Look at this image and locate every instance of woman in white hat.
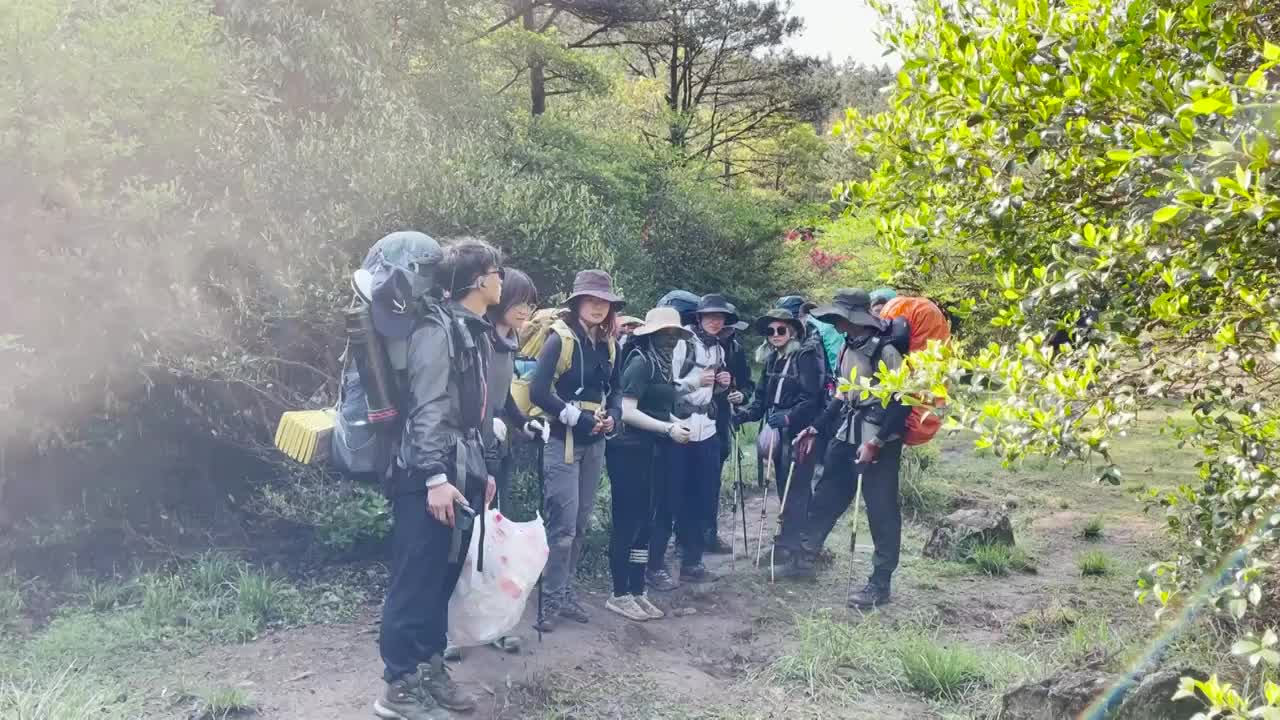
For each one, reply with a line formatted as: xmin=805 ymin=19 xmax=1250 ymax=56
xmin=603 ymin=307 xmax=693 ymax=621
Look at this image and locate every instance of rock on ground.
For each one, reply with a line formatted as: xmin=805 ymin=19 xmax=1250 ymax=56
xmin=999 ymin=670 xmax=1115 ymax=720
xmin=1113 ymin=668 xmax=1207 ymax=720
xmin=923 ymin=507 xmax=1015 ymax=559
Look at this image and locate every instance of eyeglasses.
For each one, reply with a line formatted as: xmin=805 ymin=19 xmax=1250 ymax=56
xmin=764 ymin=326 xmax=791 ymax=337
xmin=485 ymin=267 xmax=506 ymax=280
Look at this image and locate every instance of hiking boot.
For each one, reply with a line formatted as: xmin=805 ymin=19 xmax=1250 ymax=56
xmin=774 ymin=554 xmax=816 ymax=581
xmin=646 ymin=567 xmax=680 ymax=592
xmin=490 ymin=635 xmax=522 ymax=654
xmin=422 ymin=655 xmax=476 ymax=712
xmin=605 ymin=594 xmax=649 ymax=622
xmin=374 ymin=676 xmax=448 ymax=720
xmin=847 ymin=582 xmax=891 ymax=610
xmin=633 ymin=593 xmax=665 ymax=619
xmin=558 ymin=591 xmax=590 ymax=623
xmin=534 ymin=593 xmax=561 ymax=633
xmin=680 ymin=563 xmax=718 ymax=584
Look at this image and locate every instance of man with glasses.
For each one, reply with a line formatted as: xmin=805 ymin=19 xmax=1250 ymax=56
xmin=375 ymin=239 xmax=503 ymax=720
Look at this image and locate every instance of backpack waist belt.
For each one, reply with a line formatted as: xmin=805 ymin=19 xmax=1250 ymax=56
xmin=562 ymin=400 xmax=603 ymax=464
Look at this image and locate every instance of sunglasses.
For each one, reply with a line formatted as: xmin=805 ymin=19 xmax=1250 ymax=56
xmin=764 ymin=326 xmax=792 ymax=337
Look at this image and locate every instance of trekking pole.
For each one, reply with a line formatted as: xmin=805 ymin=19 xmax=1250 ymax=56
xmin=845 ymin=470 xmax=866 ymax=602
xmin=753 ymin=433 xmax=778 ymax=567
xmin=734 ymin=428 xmax=749 ymax=558
xmin=535 ymin=438 xmax=546 ymax=642
xmin=769 ymin=458 xmax=799 ymax=583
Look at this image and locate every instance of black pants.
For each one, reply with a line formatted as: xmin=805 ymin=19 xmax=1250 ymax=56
xmin=606 ymin=442 xmax=657 ymax=595
xmin=770 ymin=429 xmax=817 ymax=551
xmin=805 ymin=439 xmax=904 ymax=588
xmin=650 ymin=436 xmax=719 ymax=569
xmin=379 ymin=472 xmax=477 ymax=683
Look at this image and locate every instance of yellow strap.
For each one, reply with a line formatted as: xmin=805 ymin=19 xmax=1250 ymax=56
xmin=563 ymin=401 xmax=603 ymax=464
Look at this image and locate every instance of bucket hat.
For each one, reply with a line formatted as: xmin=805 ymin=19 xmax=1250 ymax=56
xmin=753 ymin=308 xmax=805 ymax=338
xmin=632 ymin=307 xmax=693 ymax=338
xmin=696 ymin=293 xmax=739 ymax=325
xmin=811 ymin=289 xmax=883 ymax=331
xmin=567 ymin=269 xmax=625 ymax=307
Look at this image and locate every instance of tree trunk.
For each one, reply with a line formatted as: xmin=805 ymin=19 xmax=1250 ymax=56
xmin=522 ymin=1 xmax=545 ymax=116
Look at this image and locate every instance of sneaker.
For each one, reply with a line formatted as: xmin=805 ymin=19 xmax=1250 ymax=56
xmin=558 ymin=591 xmax=590 ymax=623
xmin=848 ymin=582 xmax=891 ymax=610
xmin=421 ymin=655 xmax=476 ymax=712
xmin=680 ymin=563 xmax=718 ymax=584
xmin=373 ymin=676 xmax=448 ymax=720
xmin=633 ymin=594 xmax=665 ymax=619
xmin=646 ymin=567 xmax=680 ymax=592
xmin=605 ymin=594 xmax=649 ymax=622
xmin=490 ymin=635 xmax=522 ymax=653
xmin=442 ymin=642 xmax=462 ymax=662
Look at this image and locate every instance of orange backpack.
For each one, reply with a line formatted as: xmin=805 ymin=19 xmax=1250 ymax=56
xmin=877 ymin=297 xmax=951 ymax=445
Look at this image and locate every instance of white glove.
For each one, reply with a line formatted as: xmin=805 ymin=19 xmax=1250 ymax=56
xmin=558 ymin=404 xmax=583 ymax=427
xmin=525 ymin=418 xmax=550 ymax=442
xmin=493 ymin=418 xmax=508 ymax=444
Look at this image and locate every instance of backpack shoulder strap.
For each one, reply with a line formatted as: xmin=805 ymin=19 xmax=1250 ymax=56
xmin=549 ymin=319 xmax=576 ymax=377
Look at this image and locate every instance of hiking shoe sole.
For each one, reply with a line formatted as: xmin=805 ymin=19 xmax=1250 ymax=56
xmin=373 ymin=700 xmax=449 ymax=720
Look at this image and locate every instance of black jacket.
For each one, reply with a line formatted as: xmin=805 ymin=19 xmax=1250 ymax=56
xmin=740 ymin=341 xmax=823 ymax=431
xmin=529 ymin=320 xmax=622 ymax=445
xmin=395 ymin=302 xmax=498 ymax=495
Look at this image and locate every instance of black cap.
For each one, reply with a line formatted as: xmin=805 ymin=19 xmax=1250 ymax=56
xmin=811 ymin=289 xmax=882 ymax=331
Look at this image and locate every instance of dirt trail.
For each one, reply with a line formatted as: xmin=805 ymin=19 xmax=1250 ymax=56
xmin=149 ymin=495 xmax=934 ymax=720
xmin=147 ymin=473 xmax=1162 ymax=720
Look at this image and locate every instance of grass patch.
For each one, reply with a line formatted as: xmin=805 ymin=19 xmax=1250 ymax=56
xmin=1079 ymin=550 xmax=1113 ymax=577
xmin=0 ymin=666 xmax=135 ymax=720
xmin=195 ymin=686 xmax=255 ymax=719
xmin=1081 ymin=516 xmax=1105 ymax=540
xmin=769 ymin=611 xmax=1033 ymax=707
xmin=1060 ymin=616 xmax=1129 ymax=667
xmin=897 ymin=636 xmax=988 ymax=699
xmin=962 ymin=542 xmax=1035 ymax=576
xmin=1013 ymin=601 xmax=1080 ymax=636
xmin=0 ymin=574 xmax=23 ymax=631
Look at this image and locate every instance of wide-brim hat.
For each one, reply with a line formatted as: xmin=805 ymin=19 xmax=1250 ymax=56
xmin=633 ymin=307 xmax=693 ymax=338
xmin=618 ymin=315 xmax=644 ymax=328
xmin=753 ymin=308 xmax=805 ymax=338
xmin=566 ymin=269 xmax=625 ymax=307
xmin=696 ymin=293 xmax=739 ymax=325
xmin=812 ymin=288 xmax=882 ymax=331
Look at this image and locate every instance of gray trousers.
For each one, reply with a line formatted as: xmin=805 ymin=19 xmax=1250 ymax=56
xmin=542 ymin=434 xmax=606 ymax=598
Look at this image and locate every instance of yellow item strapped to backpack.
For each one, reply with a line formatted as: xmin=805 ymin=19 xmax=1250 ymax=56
xmin=510 ymin=315 xmax=617 ymax=418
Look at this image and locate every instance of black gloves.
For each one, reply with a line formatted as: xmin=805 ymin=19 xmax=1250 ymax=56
xmin=766 ymin=410 xmax=789 ymax=429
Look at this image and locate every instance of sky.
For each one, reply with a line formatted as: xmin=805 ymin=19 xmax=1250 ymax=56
xmin=785 ymin=0 xmax=896 ymax=68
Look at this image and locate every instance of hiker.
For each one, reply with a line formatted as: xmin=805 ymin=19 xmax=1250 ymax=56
xmin=617 ymin=315 xmax=644 ymax=338
xmin=797 ymin=289 xmax=909 ymax=609
xmin=869 ymin=287 xmax=897 ymax=317
xmin=648 ymin=294 xmax=733 ymax=589
xmin=775 ymin=295 xmax=842 ymax=390
xmin=604 ymin=307 xmax=693 ymax=621
xmin=478 ymin=267 xmax=542 ymax=657
xmin=376 ymin=239 xmax=504 ymax=720
xmin=529 ymin=270 xmax=624 ymax=630
xmin=734 ymin=308 xmax=824 ymax=575
xmin=706 ymin=308 xmax=751 ymax=554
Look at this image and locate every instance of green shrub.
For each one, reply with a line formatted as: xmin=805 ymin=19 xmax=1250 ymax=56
xmin=256 ymin=475 xmax=389 ymax=552
xmin=0 ymin=575 xmax=22 ymax=631
xmin=139 ymin=574 xmax=187 ymax=628
xmin=963 ymin=542 xmax=1034 ymax=576
xmin=232 ymin=567 xmax=295 ymax=626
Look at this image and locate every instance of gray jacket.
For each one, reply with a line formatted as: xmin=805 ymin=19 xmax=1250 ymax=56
xmin=396 ymin=301 xmax=498 ymax=496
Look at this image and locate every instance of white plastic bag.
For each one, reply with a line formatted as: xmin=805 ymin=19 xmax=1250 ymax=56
xmin=447 ymin=508 xmax=549 ymax=647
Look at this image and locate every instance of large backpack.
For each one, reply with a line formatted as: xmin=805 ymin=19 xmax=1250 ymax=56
xmin=657 ymin=290 xmax=701 ymax=327
xmin=509 ymin=314 xmax=617 ymax=418
xmin=331 ymin=232 xmax=443 ymax=475
xmin=870 ymin=296 xmax=952 ymax=445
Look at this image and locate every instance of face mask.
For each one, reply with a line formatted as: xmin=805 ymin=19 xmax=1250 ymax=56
xmin=650 ymin=333 xmax=680 ymax=356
